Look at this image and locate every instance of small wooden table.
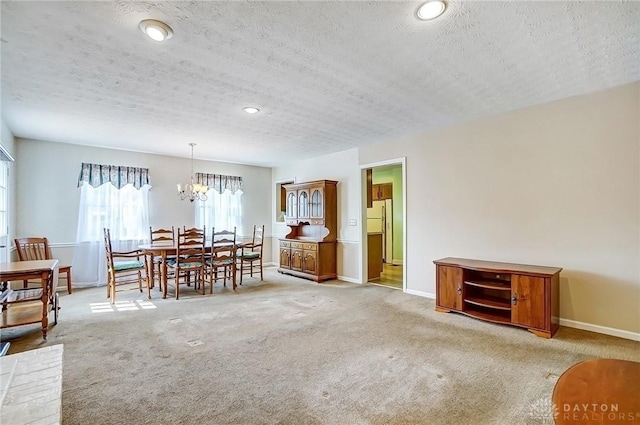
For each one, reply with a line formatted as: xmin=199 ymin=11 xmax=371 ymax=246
xmin=0 ymin=260 xmax=59 ymax=340
xmin=552 ymin=358 xmax=640 ymax=424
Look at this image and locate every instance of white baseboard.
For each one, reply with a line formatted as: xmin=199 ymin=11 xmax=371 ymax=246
xmin=405 ymin=289 xmax=435 ymax=299
xmin=559 ymin=318 xmax=640 ymax=341
xmin=338 ymin=275 xmax=361 ymax=284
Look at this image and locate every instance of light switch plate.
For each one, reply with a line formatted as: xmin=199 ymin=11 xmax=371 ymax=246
xmin=349 ymin=219 xmax=357 ymax=226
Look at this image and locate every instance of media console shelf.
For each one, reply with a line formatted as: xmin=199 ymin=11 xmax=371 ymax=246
xmin=433 ymin=257 xmax=562 ymax=338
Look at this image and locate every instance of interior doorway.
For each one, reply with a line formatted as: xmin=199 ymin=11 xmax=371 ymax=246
xmin=362 ymin=160 xmax=405 ymax=291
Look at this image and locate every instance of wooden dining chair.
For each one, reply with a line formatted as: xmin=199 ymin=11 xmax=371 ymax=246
xmin=14 ymin=237 xmax=73 ymax=294
xmin=166 ymin=227 xmax=206 ymax=299
xmin=148 ymin=226 xmax=175 ymax=289
xmin=237 ymin=225 xmax=264 ymax=284
xmin=208 ymin=227 xmax=237 ymax=292
xmin=103 ymin=228 xmax=151 ymax=304
xmin=182 ymin=226 xmax=207 ymax=241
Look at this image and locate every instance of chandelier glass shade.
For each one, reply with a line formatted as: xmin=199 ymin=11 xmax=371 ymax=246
xmin=177 ymin=143 xmax=208 ymax=202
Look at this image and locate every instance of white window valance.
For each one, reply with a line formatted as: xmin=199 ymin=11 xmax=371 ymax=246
xmin=77 ymin=163 xmax=151 ymax=189
xmin=195 ymin=173 xmax=243 ymax=194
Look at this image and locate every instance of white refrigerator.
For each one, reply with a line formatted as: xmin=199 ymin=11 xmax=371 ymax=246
xmin=366 ymin=199 xmax=393 ymax=263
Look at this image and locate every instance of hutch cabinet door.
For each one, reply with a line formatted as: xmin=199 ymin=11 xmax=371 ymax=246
xmin=279 ymin=247 xmax=291 ymax=269
xmin=436 ymin=265 xmax=463 ymax=311
xmin=302 ymin=250 xmax=318 ymax=275
xmin=285 ymin=190 xmax=297 ymax=221
xmin=298 ymin=189 xmax=310 ymax=219
xmin=291 ymin=249 xmax=303 ymax=271
xmin=309 ymin=186 xmax=324 ymax=219
xmin=511 ymin=275 xmax=546 ymax=330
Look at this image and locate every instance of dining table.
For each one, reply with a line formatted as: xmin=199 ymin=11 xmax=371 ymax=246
xmin=138 ymin=241 xmax=248 ymax=298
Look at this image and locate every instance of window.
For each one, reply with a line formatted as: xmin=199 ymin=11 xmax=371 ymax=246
xmin=195 ymin=188 xmax=243 ymax=237
xmin=194 ymin=173 xmax=243 ymax=237
xmin=76 ymin=183 xmax=150 ymax=242
xmin=72 ymin=163 xmax=151 ymax=287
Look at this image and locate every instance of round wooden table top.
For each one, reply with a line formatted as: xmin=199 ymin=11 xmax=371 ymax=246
xmin=552 ymin=358 xmax=640 ymax=425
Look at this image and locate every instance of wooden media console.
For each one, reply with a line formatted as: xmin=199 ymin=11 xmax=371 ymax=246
xmin=433 ymin=257 xmax=561 ymax=338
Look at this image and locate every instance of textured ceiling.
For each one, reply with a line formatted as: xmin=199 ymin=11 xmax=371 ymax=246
xmin=1 ymin=1 xmax=639 ymax=167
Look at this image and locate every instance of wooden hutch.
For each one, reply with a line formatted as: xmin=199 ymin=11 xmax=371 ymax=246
xmin=278 ymin=180 xmax=338 ymax=282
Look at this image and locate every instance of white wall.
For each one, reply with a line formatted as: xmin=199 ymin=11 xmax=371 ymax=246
xmin=359 ymin=81 xmax=640 ymax=335
xmin=15 ymin=139 xmax=273 ymax=266
xmin=273 ymin=148 xmax=362 ymax=281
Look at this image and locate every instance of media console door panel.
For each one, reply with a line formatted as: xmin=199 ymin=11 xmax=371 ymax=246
xmin=511 ymin=274 xmax=547 ymax=330
xmin=436 ymin=265 xmax=463 ymax=311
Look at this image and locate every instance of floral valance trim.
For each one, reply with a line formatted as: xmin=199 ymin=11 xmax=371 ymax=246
xmin=77 ymin=163 xmax=151 ymax=189
xmin=195 ymin=173 xmax=243 ymax=194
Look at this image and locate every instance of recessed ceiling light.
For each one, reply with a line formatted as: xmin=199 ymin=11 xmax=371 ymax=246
xmin=242 ymin=107 xmax=260 ymax=114
xmin=416 ymin=1 xmax=447 ymax=20
xmin=139 ymin=19 xmax=173 ymax=42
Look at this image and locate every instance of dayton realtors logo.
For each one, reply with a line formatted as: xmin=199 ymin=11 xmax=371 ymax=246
xmin=560 ymin=403 xmax=639 ymax=422
xmin=528 ymin=398 xmax=640 ymax=423
xmin=528 ymin=397 xmax=560 ymax=424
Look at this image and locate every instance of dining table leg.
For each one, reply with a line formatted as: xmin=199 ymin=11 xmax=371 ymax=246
xmin=161 ymin=250 xmax=168 ymax=299
xmin=147 ymin=253 xmax=155 ymax=289
xmin=232 ymin=246 xmax=237 ymax=290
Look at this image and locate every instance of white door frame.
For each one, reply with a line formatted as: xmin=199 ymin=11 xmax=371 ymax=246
xmin=360 ymin=157 xmax=406 ymax=291
xmin=0 ymin=159 xmax=10 ymax=263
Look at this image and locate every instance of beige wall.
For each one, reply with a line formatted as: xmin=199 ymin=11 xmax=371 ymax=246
xmin=14 ymin=139 xmax=273 ymax=265
xmin=273 ymin=148 xmax=362 ymax=281
xmin=360 ymin=82 xmax=640 ymax=335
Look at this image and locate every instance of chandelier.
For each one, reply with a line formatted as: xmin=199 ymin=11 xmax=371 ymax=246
xmin=177 ymin=143 xmax=208 ymax=202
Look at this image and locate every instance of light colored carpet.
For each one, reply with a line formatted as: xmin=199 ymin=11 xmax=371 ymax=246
xmin=3 ymin=268 xmax=639 ymax=425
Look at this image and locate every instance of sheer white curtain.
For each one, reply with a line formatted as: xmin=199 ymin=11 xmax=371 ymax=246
xmin=195 ymin=189 xmax=243 ymax=238
xmin=72 ymin=183 xmax=150 ymax=287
